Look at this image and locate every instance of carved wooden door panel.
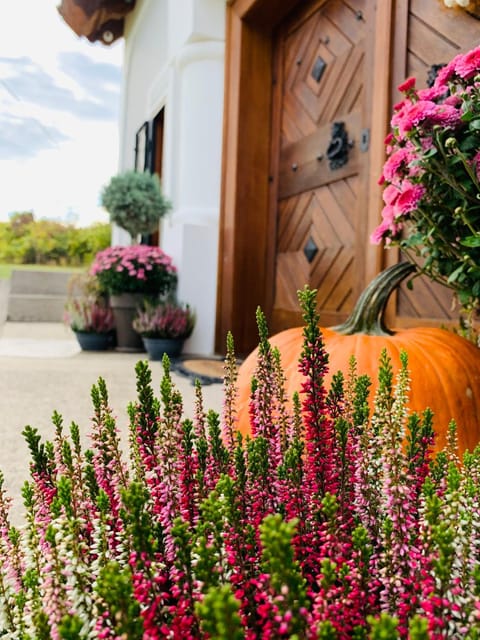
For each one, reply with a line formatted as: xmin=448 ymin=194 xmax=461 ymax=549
xmin=270 ymin=0 xmax=372 ymax=333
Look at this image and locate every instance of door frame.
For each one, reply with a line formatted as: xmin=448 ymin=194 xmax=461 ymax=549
xmin=216 ymin=0 xmax=393 ymax=355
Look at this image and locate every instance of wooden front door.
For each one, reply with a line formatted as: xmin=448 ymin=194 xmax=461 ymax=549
xmin=218 ymin=0 xmax=473 ymax=355
xmin=270 ymin=0 xmax=372 ymax=333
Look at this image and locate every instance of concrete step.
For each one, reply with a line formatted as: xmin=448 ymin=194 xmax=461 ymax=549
xmin=0 ymin=280 xmax=10 ymax=324
xmin=9 ymin=270 xmax=73 ymax=295
xmin=7 ymin=294 xmax=67 ymax=323
xmin=6 ymin=269 xmax=75 ymax=322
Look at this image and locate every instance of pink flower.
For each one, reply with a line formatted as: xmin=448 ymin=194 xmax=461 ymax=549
xmin=397 ymin=76 xmax=416 ymax=93
xmin=430 ymin=103 xmax=462 ymax=128
xmin=417 ymin=84 xmax=449 ymax=101
xmin=435 ymin=57 xmax=459 ymax=85
xmin=90 ymin=244 xmax=177 ymax=295
xmin=454 ymin=46 xmax=480 ymax=79
xmin=393 ymin=99 xmax=408 ymax=112
xmin=383 ymin=184 xmax=400 ymax=206
xmin=370 ymin=218 xmax=399 ymax=244
xmin=395 ymin=182 xmax=426 ymax=214
xmin=381 ymin=204 xmax=396 ymax=224
xmin=395 ymin=100 xmax=438 ymax=135
xmin=442 ymin=94 xmax=462 ymax=107
xmin=382 ymin=148 xmax=413 ymax=181
xmin=472 ymin=151 xmax=480 ymax=181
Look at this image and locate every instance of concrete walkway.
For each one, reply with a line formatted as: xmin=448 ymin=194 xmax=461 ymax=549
xmin=0 ymin=322 xmax=224 ymax=526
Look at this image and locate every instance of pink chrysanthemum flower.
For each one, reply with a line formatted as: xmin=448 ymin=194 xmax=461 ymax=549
xmin=395 ymin=100 xmax=439 ymax=135
xmin=434 ymin=56 xmax=460 ymax=86
xmin=454 ymin=45 xmax=480 ymax=79
xmin=395 ymin=181 xmax=426 ymax=215
xmin=382 ymin=148 xmax=413 ymax=181
xmin=472 ymin=151 xmax=480 ymax=182
xmin=397 ymin=76 xmax=416 ymax=93
xmin=382 ymin=184 xmax=400 ymax=206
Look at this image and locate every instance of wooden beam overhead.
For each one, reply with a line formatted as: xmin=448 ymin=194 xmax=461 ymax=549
xmin=57 ymin=0 xmax=135 ymax=45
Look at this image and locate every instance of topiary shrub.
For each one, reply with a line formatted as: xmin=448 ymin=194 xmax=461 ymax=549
xmin=0 ymin=288 xmax=479 ymax=638
xmin=100 ymin=170 xmax=171 ymax=240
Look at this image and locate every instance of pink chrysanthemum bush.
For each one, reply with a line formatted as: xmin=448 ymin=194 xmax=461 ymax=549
xmin=90 ymin=245 xmax=177 ymax=297
xmin=371 ymin=44 xmax=480 ymax=310
xmin=1 ymin=288 xmax=480 ymax=639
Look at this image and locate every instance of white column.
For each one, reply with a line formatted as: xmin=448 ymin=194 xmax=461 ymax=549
xmin=161 ymin=40 xmax=224 ymax=355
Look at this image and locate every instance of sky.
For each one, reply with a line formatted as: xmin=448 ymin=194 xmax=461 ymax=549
xmin=0 ymin=0 xmax=123 ymax=227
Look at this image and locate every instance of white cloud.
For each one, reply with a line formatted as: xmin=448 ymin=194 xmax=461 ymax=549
xmin=0 ymin=0 xmax=124 ymax=227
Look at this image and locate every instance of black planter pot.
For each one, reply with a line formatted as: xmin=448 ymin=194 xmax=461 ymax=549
xmin=74 ymin=330 xmax=116 ymax=351
xmin=142 ymin=337 xmax=185 ymax=360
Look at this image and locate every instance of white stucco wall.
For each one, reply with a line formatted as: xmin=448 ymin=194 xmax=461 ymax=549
xmin=114 ymin=0 xmax=226 ymax=355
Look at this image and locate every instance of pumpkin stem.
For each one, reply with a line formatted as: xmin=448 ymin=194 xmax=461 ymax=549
xmin=332 ymin=262 xmax=417 ymax=336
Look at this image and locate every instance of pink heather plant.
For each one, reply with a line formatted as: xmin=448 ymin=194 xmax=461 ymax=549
xmin=371 ymin=44 xmax=480 ymax=310
xmin=0 ymin=288 xmax=479 ymax=638
xmin=132 ymin=300 xmax=195 ymax=339
xmin=90 ymin=245 xmax=177 ymax=297
xmin=63 ymin=297 xmax=115 ymax=334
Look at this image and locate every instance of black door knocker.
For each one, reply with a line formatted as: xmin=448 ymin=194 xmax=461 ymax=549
xmin=326 ymin=121 xmax=350 ymax=170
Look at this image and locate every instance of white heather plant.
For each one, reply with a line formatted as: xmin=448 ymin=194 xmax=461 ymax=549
xmin=0 ymin=289 xmax=478 ymax=639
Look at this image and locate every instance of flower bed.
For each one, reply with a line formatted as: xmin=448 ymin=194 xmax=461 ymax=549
xmin=0 ymin=289 xmax=478 ymax=638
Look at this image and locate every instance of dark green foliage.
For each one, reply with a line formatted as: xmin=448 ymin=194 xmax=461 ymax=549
xmin=21 ymin=426 xmax=52 ymax=477
xmin=260 ymin=514 xmax=308 ymax=636
xmin=58 ymin=614 xmax=84 ymax=640
xmin=367 ymin=614 xmax=399 ymax=639
xmin=95 ymin=562 xmax=144 ymax=640
xmin=195 ymin=585 xmax=244 ymax=640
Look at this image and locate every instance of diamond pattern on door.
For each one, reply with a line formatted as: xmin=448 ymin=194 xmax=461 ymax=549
xmin=271 ymin=0 xmax=369 ymax=332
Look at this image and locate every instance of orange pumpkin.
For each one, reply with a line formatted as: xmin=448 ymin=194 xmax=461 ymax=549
xmin=236 ymin=263 xmax=480 ymax=455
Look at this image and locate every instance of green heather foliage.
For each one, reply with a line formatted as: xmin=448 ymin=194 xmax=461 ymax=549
xmin=0 ymin=212 xmax=110 ymax=266
xmin=0 ymin=288 xmax=479 ymax=638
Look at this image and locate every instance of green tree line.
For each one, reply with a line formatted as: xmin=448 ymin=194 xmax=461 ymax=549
xmin=0 ymin=212 xmax=111 ymax=266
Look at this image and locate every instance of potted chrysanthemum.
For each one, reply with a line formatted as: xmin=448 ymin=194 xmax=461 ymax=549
xmin=371 ymin=44 xmax=480 ymax=317
xmin=90 ymin=245 xmax=178 ymax=351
